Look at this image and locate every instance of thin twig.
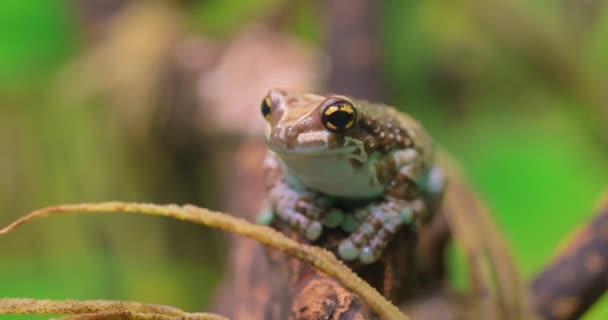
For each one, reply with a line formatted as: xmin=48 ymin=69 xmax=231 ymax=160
xmin=0 ymin=298 xmax=226 ymax=320
xmin=0 ymin=202 xmax=407 ymax=320
xmin=531 ymin=192 xmax=608 ymax=320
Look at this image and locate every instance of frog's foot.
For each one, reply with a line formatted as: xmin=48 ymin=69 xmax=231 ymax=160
xmin=274 ymin=193 xmax=331 ymax=241
xmin=276 ymin=207 xmax=324 ymax=241
xmin=337 ymin=198 xmax=426 ymax=264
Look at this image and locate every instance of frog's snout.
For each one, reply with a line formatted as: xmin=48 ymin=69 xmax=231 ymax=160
xmin=268 ymin=88 xmax=288 ymax=101
xmin=268 ymin=124 xmax=306 ymax=149
xmin=285 ymin=125 xmax=300 ymax=139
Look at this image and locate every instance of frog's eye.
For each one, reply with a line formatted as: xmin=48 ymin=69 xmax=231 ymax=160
xmin=261 ymin=96 xmax=272 ymax=119
xmin=321 ymin=100 xmax=357 ymax=133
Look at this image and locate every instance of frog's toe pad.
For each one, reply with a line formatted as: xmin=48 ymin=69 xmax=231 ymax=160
xmin=256 ymin=209 xmax=274 ymax=225
xmin=305 ymin=221 xmax=323 ymax=241
xmin=322 ymin=209 xmax=344 ymax=228
xmin=338 ymin=240 xmax=360 ymax=261
xmin=359 ymin=246 xmax=378 ymax=264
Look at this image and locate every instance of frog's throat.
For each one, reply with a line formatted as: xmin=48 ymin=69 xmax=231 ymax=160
xmin=274 ymin=137 xmax=384 ymax=199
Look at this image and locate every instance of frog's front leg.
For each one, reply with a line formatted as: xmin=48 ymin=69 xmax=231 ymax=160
xmin=262 ymin=152 xmax=329 ymax=241
xmin=338 ymin=149 xmax=429 ymax=263
xmin=268 ymin=181 xmax=328 ymax=241
xmin=338 ymin=197 xmax=426 ymax=263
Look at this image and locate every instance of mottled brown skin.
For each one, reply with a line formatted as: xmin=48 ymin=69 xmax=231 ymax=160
xmin=532 ymin=195 xmax=608 ymax=320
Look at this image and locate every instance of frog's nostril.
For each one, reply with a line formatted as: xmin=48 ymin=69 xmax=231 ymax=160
xmin=271 ymin=130 xmax=289 ymax=147
xmin=286 ymin=126 xmax=298 ymax=139
xmin=268 ymin=88 xmax=287 ymax=101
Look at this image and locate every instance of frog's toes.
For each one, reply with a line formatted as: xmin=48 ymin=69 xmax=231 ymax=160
xmin=256 ymin=208 xmax=274 ymax=225
xmin=338 ymin=239 xmax=360 ymax=261
xmin=322 ymin=208 xmax=344 ymax=228
xmin=398 ymin=207 xmax=415 ymax=226
xmin=426 ymin=165 xmax=445 ymax=195
xmin=338 ymin=240 xmax=380 ymax=264
xmin=315 ymin=195 xmax=335 ymax=208
xmin=305 ymin=221 xmax=323 ymax=241
xmin=340 ymin=214 xmax=360 ymax=233
xmin=359 ymin=246 xmax=378 ymax=264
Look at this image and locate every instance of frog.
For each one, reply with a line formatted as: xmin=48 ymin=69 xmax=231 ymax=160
xmin=258 ymin=88 xmax=445 ymax=264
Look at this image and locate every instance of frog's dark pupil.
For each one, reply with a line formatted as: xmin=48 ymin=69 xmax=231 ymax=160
xmin=261 ymin=99 xmax=271 ymax=117
xmin=328 ymin=110 xmax=352 ymax=128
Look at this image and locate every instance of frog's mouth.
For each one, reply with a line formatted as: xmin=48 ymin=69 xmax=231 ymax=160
xmin=269 ymin=144 xmax=358 ymax=157
xmin=269 ymin=136 xmax=368 ymax=164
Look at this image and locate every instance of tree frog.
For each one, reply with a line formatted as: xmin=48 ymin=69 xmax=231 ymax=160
xmin=259 ymin=88 xmax=445 ymax=264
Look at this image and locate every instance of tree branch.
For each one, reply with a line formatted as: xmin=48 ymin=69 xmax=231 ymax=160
xmin=322 ymin=0 xmax=386 ymax=101
xmin=532 ymin=192 xmax=608 ymax=320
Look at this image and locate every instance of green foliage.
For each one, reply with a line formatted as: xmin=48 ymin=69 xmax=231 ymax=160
xmin=191 ymin=0 xmax=279 ymax=36
xmin=0 ymin=0 xmax=76 ymax=87
xmin=2 ymin=0 xmax=608 ymax=318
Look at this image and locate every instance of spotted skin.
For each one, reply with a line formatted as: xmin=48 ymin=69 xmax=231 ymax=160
xmin=260 ymin=88 xmax=445 ymax=263
xmin=532 ymin=195 xmax=608 ymax=320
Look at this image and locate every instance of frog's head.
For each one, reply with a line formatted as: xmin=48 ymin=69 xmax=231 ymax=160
xmin=262 ymin=88 xmax=361 ymax=154
xmin=262 ymin=88 xmax=383 ymax=198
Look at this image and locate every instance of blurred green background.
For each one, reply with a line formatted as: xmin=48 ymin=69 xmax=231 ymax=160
xmin=1 ymin=0 xmax=608 ymax=319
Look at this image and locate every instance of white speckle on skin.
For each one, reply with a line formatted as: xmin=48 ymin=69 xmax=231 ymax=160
xmin=286 ymin=126 xmax=298 ymax=138
xmin=393 ymin=149 xmax=418 ymax=165
xmin=297 ymin=131 xmax=329 ymax=145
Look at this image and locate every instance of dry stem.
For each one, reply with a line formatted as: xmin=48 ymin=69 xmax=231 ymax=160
xmin=0 ymin=202 xmax=407 ymax=320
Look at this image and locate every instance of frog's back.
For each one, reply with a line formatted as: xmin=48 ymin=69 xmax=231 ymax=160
xmin=358 ymin=101 xmax=435 ymax=165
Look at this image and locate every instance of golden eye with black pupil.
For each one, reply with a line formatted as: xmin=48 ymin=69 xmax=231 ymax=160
xmin=321 ymin=101 xmax=356 ymax=133
xmin=261 ymin=96 xmax=271 ymax=119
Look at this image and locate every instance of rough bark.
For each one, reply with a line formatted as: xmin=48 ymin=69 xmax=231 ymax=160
xmin=532 ymin=194 xmax=608 ymax=320
xmin=322 ymin=0 xmax=386 ymax=101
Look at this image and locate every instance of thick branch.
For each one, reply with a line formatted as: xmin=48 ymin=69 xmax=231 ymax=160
xmin=532 ymin=193 xmax=608 ymax=320
xmin=322 ymin=0 xmax=385 ymax=101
